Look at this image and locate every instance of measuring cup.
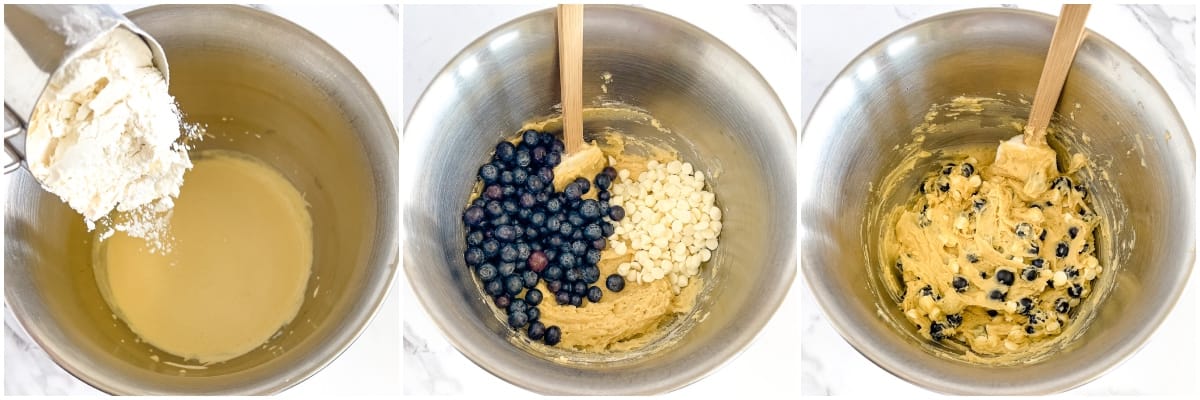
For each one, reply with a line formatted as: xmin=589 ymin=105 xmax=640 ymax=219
xmin=3 ymin=4 xmax=170 ymax=174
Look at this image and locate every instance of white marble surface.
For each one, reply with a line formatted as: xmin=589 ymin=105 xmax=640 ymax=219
xmin=800 ymin=4 xmax=1197 ymax=396
xmin=2 ymin=4 xmax=400 ymax=395
xmin=402 ymin=4 xmax=800 ymax=396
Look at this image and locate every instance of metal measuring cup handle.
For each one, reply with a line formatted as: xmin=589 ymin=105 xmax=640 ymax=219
xmin=3 ymin=4 xmax=170 ymax=174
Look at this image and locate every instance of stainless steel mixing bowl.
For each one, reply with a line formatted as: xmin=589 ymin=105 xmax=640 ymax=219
xmin=404 ymin=5 xmax=795 ymax=395
xmin=4 ymin=5 xmax=398 ymax=394
xmin=802 ymin=8 xmax=1194 ymax=395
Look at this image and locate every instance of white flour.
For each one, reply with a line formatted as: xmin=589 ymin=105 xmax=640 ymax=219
xmin=25 ymin=27 xmax=195 ymax=251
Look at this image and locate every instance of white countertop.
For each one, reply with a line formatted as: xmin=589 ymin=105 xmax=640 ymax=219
xmin=2 ymin=4 xmax=400 ymax=395
xmin=800 ymin=4 xmax=1197 ymax=396
xmin=402 ymin=4 xmax=801 ymax=396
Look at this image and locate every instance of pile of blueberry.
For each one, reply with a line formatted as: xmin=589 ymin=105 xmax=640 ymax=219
xmin=461 ymin=129 xmax=627 ymax=347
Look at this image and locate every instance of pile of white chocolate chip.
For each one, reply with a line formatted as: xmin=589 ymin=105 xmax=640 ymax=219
xmin=608 ymin=160 xmax=722 ymax=293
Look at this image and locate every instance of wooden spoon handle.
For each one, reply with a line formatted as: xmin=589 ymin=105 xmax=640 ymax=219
xmin=1025 ymin=4 xmax=1091 ymax=145
xmin=558 ymin=4 xmax=584 ymax=153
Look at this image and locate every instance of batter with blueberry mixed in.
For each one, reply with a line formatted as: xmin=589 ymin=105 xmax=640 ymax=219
xmin=890 ymin=137 xmax=1102 ymax=355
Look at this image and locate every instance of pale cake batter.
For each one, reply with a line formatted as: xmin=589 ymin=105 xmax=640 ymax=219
xmin=96 ymin=150 xmax=312 ymax=364
xmin=889 ymin=137 xmax=1102 ymax=355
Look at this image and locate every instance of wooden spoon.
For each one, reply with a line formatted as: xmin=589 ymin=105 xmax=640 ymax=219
xmin=1023 ymin=4 xmax=1091 ymax=145
xmin=557 ymin=4 xmax=584 ymax=153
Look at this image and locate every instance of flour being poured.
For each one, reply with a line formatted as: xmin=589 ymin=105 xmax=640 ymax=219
xmin=25 ymin=27 xmax=198 ymax=251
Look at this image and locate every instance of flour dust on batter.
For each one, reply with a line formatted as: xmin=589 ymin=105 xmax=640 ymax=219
xmin=890 ymin=136 xmax=1102 ymax=355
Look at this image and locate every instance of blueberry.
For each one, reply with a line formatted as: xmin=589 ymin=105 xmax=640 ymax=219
xmin=516 ymin=243 xmax=532 ymax=261
xmin=1056 ymin=242 xmax=1069 ymax=258
xmin=536 ymin=191 xmax=551 ymax=204
xmin=592 ymin=238 xmax=607 ymax=250
xmin=522 ymin=270 xmax=539 ymax=289
xmin=1025 ymin=325 xmax=1036 ymax=334
xmin=594 ymin=173 xmax=612 ymax=190
xmin=919 ymin=285 xmax=933 ymax=297
xmin=587 ymin=286 xmax=603 ymax=303
xmin=504 ymin=275 xmax=524 ymax=295
xmin=989 ymin=289 xmax=1006 ymax=301
xmin=598 ymin=191 xmax=611 ymax=201
xmin=952 ymin=275 xmax=969 ymax=292
xmin=498 ymin=262 xmax=516 ymax=277
xmin=524 ymin=226 xmax=539 ymax=240
xmin=471 ymin=197 xmax=487 ymax=208
xmin=484 ymin=185 xmax=504 ymax=201
xmin=522 ymin=130 xmax=540 ymax=146
xmin=501 ymin=185 xmax=516 ymax=197
xmin=495 ymin=141 xmax=516 ymax=163
xmin=996 ymin=269 xmax=1015 ymax=286
xmin=464 ymin=248 xmax=485 ymax=266
xmin=941 ymin=163 xmax=956 ymax=175
xmin=562 ymin=252 xmax=580 ymax=270
xmin=491 ymin=214 xmax=511 ymax=227
xmin=508 ymin=299 xmax=528 ymax=315
xmin=1031 ymin=258 xmax=1045 ymax=268
xmin=544 ymin=326 xmax=562 ymax=346
xmin=525 ymin=288 xmax=543 ymax=306
xmin=485 ymin=280 xmax=503 ymax=296
xmin=513 ymin=168 xmax=529 ymax=185
xmin=564 ymin=183 xmax=583 ymax=200
xmin=609 ymin=205 xmax=626 ymax=221
xmin=1017 ymin=297 xmax=1034 ymax=315
xmin=585 ymin=249 xmax=602 ymax=266
xmin=571 ymin=230 xmax=583 ymax=241
xmin=580 ymin=200 xmax=600 ymax=219
xmin=546 ymin=151 xmax=561 ymax=166
xmin=484 ymin=198 xmax=504 ymax=215
xmin=583 ymin=223 xmax=603 ymax=240
xmin=1068 ymin=226 xmax=1080 ymax=239
xmin=564 ymin=265 xmax=580 ymax=281
xmin=500 ymin=244 xmax=519 ymax=262
xmin=544 ymin=266 xmax=563 ymax=281
xmin=531 ymin=146 xmax=547 ymax=164
xmin=1015 ymin=222 xmax=1033 ymax=238
xmin=463 ymin=206 xmax=486 ymax=227
xmin=537 ymin=167 xmax=554 ymax=186
xmin=502 ymin=200 xmax=519 ymax=215
xmin=526 ymin=306 xmax=540 ymax=323
xmin=1028 ymin=244 xmax=1040 ymax=255
xmin=986 ymin=310 xmax=999 ymax=317
xmin=527 ymin=321 xmax=546 ymax=340
xmin=570 ymin=295 xmax=582 ymax=307
xmin=500 ymin=170 xmax=514 ymax=185
xmin=545 ymin=218 xmax=562 ymax=233
xmin=546 ymin=280 xmax=562 ymax=293
xmin=495 ymin=225 xmax=517 ymax=242
xmin=606 ymin=274 xmax=625 ymax=292
xmin=570 ymin=240 xmax=588 ymax=256
xmin=601 ymin=166 xmax=618 ymax=180
xmin=1055 ymin=298 xmax=1070 ymax=314
xmin=515 ymin=149 xmax=532 ymax=167
xmin=947 ymin=313 xmax=963 ymax=327
xmin=479 ymin=164 xmax=500 ymax=183
xmin=568 ymin=213 xmax=585 ymax=227
xmin=1022 ymin=267 xmax=1039 ymax=281
xmin=519 ymin=192 xmax=537 ymax=208
xmin=508 ymin=310 xmax=528 ymax=328
xmin=528 ymin=250 xmax=548 ymax=272
xmin=559 ymin=222 xmax=575 ymax=237
xmin=466 ymin=231 xmax=484 ymax=247
xmin=980 ymin=271 xmax=989 ymax=279
xmin=573 ymin=282 xmax=587 ymax=295
xmin=555 ymin=290 xmax=571 ymax=305
xmin=477 ymin=263 xmax=498 ymax=282
xmin=1039 ymin=229 xmax=1047 ymax=241
xmin=494 ymin=295 xmax=510 ymax=309
xmin=573 ymin=177 xmax=591 ymax=194
xmin=1068 ymin=284 xmax=1083 ymax=298
xmin=938 ymin=182 xmax=950 ymax=192
xmin=582 ymin=265 xmax=600 ymax=283
xmin=527 ymin=176 xmax=546 ymax=192
xmin=929 ymin=322 xmax=946 ymax=340
xmin=546 ymin=198 xmax=562 ymax=213
xmin=961 ymin=163 xmax=975 ymax=177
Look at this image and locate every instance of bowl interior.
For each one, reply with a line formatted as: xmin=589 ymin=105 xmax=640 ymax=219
xmin=802 ymin=8 xmax=1194 ymax=394
xmin=403 ymin=5 xmax=795 ymax=394
xmin=4 ymin=5 xmax=398 ymax=394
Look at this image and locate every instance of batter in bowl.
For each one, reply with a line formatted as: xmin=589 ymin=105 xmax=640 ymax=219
xmin=889 ymin=136 xmax=1102 ymax=355
xmin=95 ymin=151 xmax=312 ymax=364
